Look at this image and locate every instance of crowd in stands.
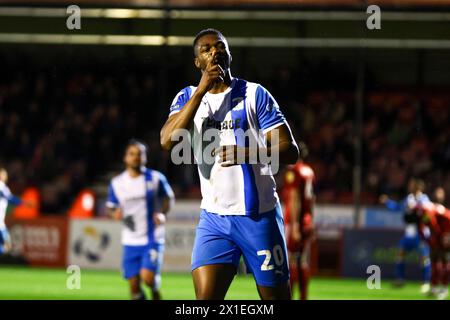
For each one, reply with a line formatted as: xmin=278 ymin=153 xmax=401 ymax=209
xmin=0 ymin=57 xmax=448 ymax=213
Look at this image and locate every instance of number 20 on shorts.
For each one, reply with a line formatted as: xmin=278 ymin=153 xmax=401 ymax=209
xmin=257 ymin=245 xmax=284 ymax=271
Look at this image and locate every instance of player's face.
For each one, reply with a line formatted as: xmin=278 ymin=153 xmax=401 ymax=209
xmin=0 ymin=170 xmax=7 ymax=183
xmin=124 ymin=145 xmax=142 ymax=170
xmin=407 ymin=179 xmax=416 ymax=193
xmin=435 ymin=188 xmax=445 ymax=203
xmin=195 ymin=34 xmax=231 ymax=72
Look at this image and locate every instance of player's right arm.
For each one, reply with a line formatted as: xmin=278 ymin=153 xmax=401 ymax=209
xmin=160 ymin=61 xmax=224 ymax=151
xmin=380 ymin=195 xmax=405 ymax=211
xmin=284 ymin=169 xmax=302 ymax=242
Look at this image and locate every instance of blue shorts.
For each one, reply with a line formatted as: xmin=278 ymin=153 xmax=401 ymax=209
xmin=0 ymin=227 xmax=10 ymax=254
xmin=122 ymin=243 xmax=164 ymax=281
xmin=191 ymin=204 xmax=289 ymax=287
xmin=399 ymin=235 xmax=429 ymax=257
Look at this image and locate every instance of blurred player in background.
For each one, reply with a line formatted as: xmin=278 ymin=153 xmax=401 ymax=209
xmin=380 ymin=178 xmax=431 ymax=293
xmin=160 ymin=28 xmax=299 ymax=299
xmin=423 ymin=187 xmax=447 ymax=299
xmin=419 ymin=202 xmax=450 ymax=300
xmin=282 ymin=142 xmax=315 ymax=300
xmin=433 ymin=187 xmax=446 ymax=205
xmin=106 ymin=140 xmax=175 ymax=300
xmin=0 ymin=167 xmax=34 ymax=255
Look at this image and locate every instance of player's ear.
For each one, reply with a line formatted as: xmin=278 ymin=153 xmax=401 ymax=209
xmin=194 ymin=57 xmax=201 ymax=69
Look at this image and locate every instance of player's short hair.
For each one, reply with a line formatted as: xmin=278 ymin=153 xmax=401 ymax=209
xmin=0 ymin=167 xmax=7 ymax=181
xmin=415 ymin=179 xmax=426 ymax=191
xmin=193 ymin=28 xmax=225 ymax=57
xmin=125 ymin=139 xmax=148 ymax=165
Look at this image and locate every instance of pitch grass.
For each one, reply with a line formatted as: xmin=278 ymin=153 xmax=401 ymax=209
xmin=0 ymin=265 xmax=438 ymax=300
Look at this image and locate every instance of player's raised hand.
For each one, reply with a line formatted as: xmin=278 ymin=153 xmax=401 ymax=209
xmin=197 ymin=59 xmax=225 ymax=94
xmin=153 ymin=212 xmax=166 ymax=226
xmin=214 ymin=145 xmax=252 ymax=167
xmin=111 ymin=208 xmax=123 ymax=220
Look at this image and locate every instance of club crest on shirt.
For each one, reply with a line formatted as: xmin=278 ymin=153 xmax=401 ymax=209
xmin=266 ymin=101 xmax=278 ymax=112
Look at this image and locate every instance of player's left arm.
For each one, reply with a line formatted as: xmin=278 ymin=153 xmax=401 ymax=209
xmin=265 ymin=124 xmax=299 ymax=165
xmin=288 ymin=187 xmax=302 ymax=242
xmin=383 ymin=198 xmax=404 ymax=211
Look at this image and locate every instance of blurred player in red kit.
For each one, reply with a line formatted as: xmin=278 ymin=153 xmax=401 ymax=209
xmin=419 ymin=199 xmax=450 ymax=300
xmin=282 ymin=142 xmax=315 ymax=300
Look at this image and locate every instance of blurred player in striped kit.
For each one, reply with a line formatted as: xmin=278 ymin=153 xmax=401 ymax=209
xmin=106 ymin=140 xmax=175 ymax=300
xmin=0 ymin=168 xmax=33 ymax=254
xmin=380 ymin=178 xmax=431 ymax=293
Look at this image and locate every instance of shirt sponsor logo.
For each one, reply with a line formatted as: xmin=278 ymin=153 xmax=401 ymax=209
xmin=202 ymin=117 xmax=242 ymax=131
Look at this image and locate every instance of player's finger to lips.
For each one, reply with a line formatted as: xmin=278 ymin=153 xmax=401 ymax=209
xmin=210 ymin=73 xmax=218 ymax=79
xmin=211 ymin=63 xmax=221 ymax=71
